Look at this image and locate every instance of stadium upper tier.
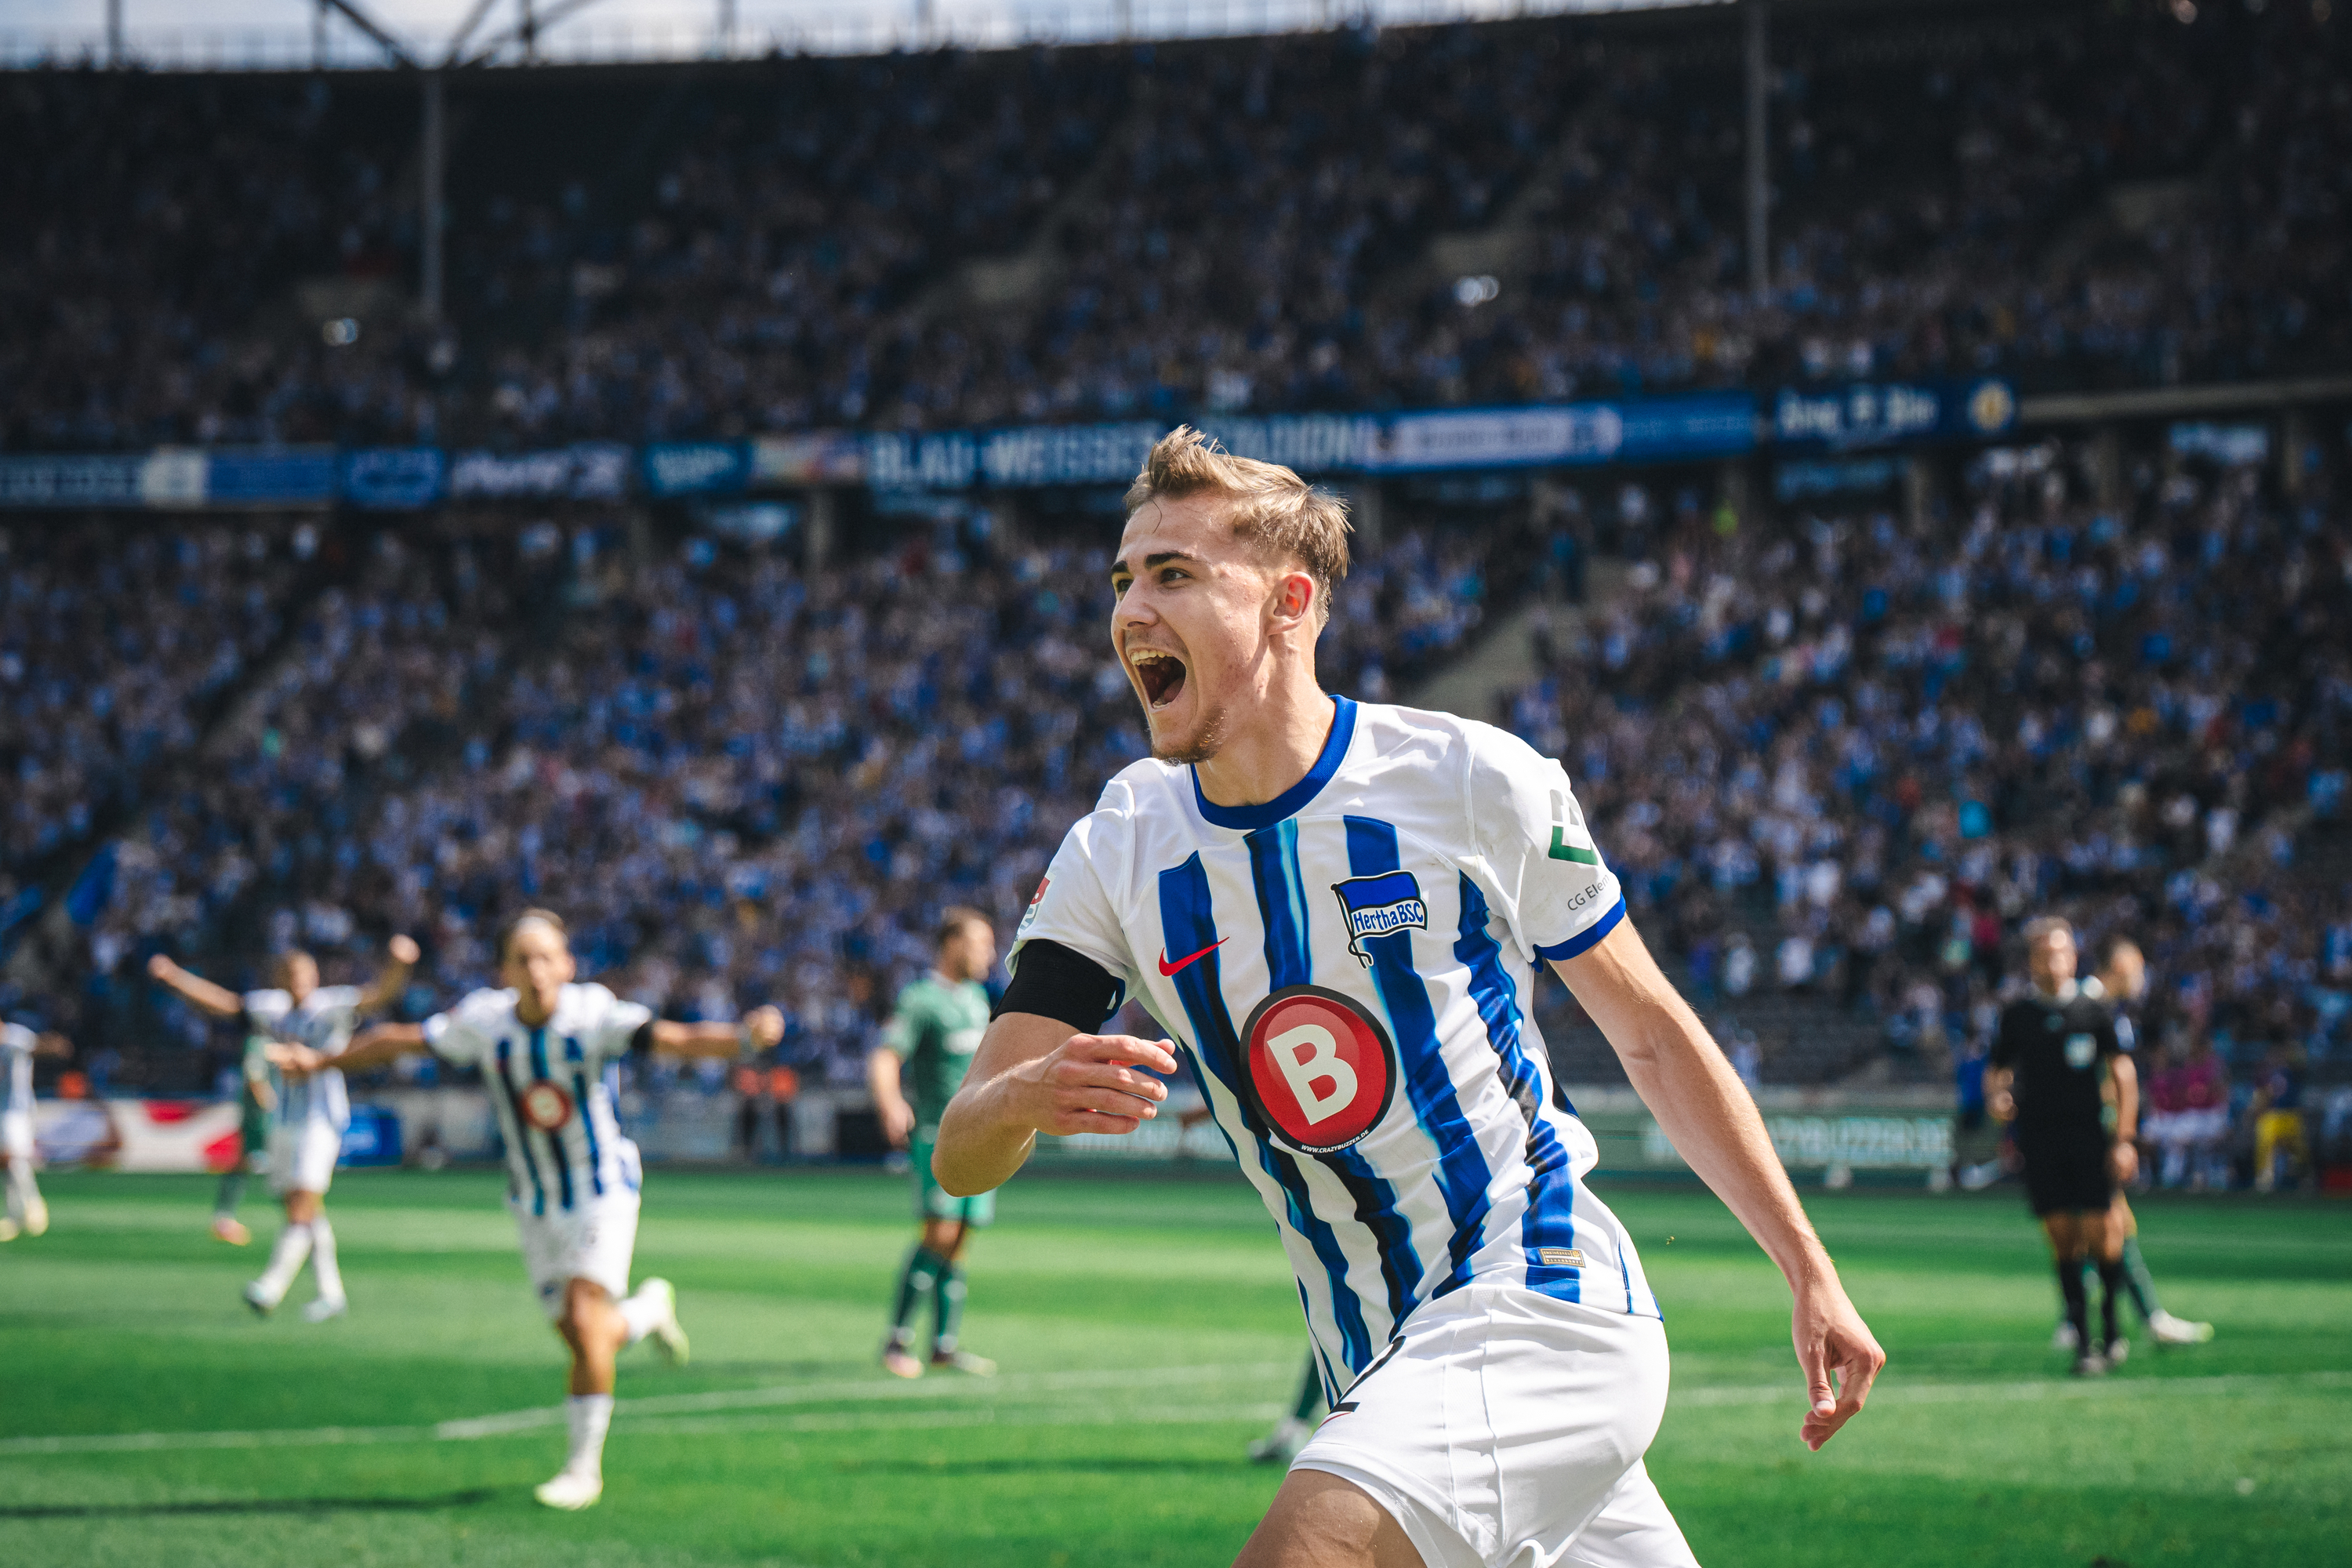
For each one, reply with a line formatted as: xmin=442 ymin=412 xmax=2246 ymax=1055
xmin=4 ymin=0 xmax=2347 ymax=454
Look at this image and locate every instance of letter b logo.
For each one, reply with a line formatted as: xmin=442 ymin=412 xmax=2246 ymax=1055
xmin=1243 ymin=987 xmax=1396 ymax=1154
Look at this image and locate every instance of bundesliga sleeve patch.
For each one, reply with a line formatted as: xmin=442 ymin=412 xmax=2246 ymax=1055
xmin=1330 ymin=871 xmax=1428 ymax=966
xmin=1240 ymin=985 xmax=1398 ymax=1155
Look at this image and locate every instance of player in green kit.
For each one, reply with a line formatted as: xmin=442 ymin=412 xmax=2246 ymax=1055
xmin=870 ymin=906 xmax=1000 ymax=1379
xmin=209 ymin=1030 xmax=276 ymax=1247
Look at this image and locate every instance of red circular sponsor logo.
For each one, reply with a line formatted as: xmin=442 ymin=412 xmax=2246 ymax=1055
xmin=519 ymin=1080 xmax=574 ymax=1132
xmin=1241 ymin=985 xmax=1396 ymax=1154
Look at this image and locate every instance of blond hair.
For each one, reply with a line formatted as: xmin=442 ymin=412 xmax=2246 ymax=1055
xmin=1123 ymin=426 xmax=1352 ymax=626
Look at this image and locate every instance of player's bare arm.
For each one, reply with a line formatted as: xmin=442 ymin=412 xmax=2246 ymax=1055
xmin=1559 ymin=917 xmax=1886 ymax=1451
xmin=646 ymin=1008 xmax=784 ymax=1058
xmin=2110 ymin=1054 xmax=2140 ymax=1185
xmin=867 ymin=1046 xmax=916 ymax=1149
xmin=145 ymin=954 xmax=246 ymax=1018
xmin=354 ymin=934 xmax=422 ymax=1014
xmin=932 ymin=1013 xmax=1177 ymax=1196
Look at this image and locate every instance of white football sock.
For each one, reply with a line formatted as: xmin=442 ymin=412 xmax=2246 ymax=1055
xmin=4 ymin=1160 xmax=32 ymax=1222
xmin=564 ymin=1394 xmax=615 ymax=1476
xmin=307 ymin=1215 xmax=345 ymax=1303
xmin=618 ymin=1286 xmax=663 ymax=1345
xmin=256 ymin=1221 xmax=314 ymax=1301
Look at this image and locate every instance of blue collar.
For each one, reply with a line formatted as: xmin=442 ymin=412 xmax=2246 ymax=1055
xmin=1191 ymin=695 xmax=1357 ymax=831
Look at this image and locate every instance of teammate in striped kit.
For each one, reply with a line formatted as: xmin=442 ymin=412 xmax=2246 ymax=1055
xmin=936 ymin=430 xmax=1884 ymax=1568
xmin=150 ymin=939 xmax=417 ymax=1320
xmin=1 ymin=1018 xmax=71 ymax=1241
xmin=332 ymin=909 xmax=783 ymax=1511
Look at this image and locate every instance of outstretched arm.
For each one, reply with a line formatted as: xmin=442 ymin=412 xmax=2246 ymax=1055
xmin=644 ymin=1005 xmax=784 ymax=1059
xmin=1557 ymin=917 xmax=1886 ymax=1451
xmin=33 ymin=1032 xmax=72 ymax=1059
xmin=145 ymin=954 xmax=245 ymax=1018
xmin=356 ymin=935 xmax=422 ymax=1014
xmin=326 ymin=1022 xmax=428 ymax=1076
xmin=932 ymin=1013 xmax=1177 ymax=1196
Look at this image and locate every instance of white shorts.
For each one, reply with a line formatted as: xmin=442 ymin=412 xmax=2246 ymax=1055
xmin=512 ymin=1189 xmax=640 ymax=1320
xmin=268 ymin=1118 xmax=343 ymax=1196
xmin=1294 ymin=1284 xmax=1697 ymax=1568
xmin=2 ymin=1109 xmax=31 ymax=1161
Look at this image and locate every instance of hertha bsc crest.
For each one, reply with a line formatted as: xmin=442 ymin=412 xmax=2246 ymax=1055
xmin=1330 ymin=870 xmax=1429 ymax=966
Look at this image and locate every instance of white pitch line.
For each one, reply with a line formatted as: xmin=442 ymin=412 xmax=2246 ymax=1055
xmin=1671 ymin=1367 xmax=2352 ymax=1410
xmin=7 ymin=1365 xmax=2344 ymax=1461
xmin=0 ymin=1363 xmax=1296 ymax=1459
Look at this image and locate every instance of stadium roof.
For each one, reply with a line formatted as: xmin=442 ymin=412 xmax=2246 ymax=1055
xmin=4 ymin=0 xmax=1746 ymax=70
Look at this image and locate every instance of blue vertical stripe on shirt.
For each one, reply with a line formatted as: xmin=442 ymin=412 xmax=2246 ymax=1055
xmin=1343 ymin=815 xmax=1494 ymax=1296
xmin=495 ymin=1036 xmax=547 ymax=1217
xmin=1159 ymin=852 xmax=1374 ymax=1374
xmin=1248 ymin=819 xmax=1422 ymax=1329
xmin=1455 ymin=872 xmax=1584 ymax=1303
xmin=528 ymin=1026 xmax=574 ymax=1212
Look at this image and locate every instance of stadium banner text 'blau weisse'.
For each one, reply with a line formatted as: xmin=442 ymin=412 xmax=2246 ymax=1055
xmin=0 ymin=381 xmax=2015 ymax=510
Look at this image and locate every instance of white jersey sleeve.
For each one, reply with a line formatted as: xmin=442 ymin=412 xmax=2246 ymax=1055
xmin=242 ymin=989 xmax=293 ymax=1036
xmin=423 ymin=989 xmax=514 ymax=1067
xmin=1 ymin=1022 xmax=34 ymax=1054
xmin=1011 ymin=775 xmax=1143 ymax=1004
xmin=574 ymin=983 xmax=654 ymax=1062
xmin=1466 ymin=726 xmax=1625 ymax=963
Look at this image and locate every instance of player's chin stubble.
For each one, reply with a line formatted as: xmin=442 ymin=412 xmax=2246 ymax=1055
xmin=1148 ymin=699 xmax=1229 ymax=767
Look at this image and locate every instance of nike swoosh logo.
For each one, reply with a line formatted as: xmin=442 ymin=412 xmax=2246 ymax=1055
xmin=1158 ymin=938 xmax=1228 ymax=976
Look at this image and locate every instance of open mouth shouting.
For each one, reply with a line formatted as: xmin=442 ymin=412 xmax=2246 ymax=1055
xmin=1130 ymin=648 xmax=1189 ymax=711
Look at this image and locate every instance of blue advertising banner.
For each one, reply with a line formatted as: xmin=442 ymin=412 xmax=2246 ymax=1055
xmin=342 ymin=447 xmax=446 ymax=510
xmin=446 ymin=442 xmax=630 ymax=502
xmin=1771 ymin=378 xmax=2016 ymax=451
xmin=0 ymin=450 xmax=204 ymax=508
xmin=642 ymin=441 xmax=751 ymax=498
xmin=204 ymin=447 xmax=337 ymax=507
xmin=865 ymin=394 xmax=1756 ymax=492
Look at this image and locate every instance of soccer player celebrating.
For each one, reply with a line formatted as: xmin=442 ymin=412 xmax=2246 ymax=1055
xmin=329 ymin=909 xmax=783 ymax=1511
xmin=1988 ymin=918 xmax=2136 ymax=1375
xmin=149 ymin=938 xmax=418 ymax=1319
xmin=870 ymin=906 xmax=1001 ymax=1379
xmin=935 ymin=430 xmax=1884 ymax=1568
xmin=1 ymin=1019 xmax=71 ymax=1241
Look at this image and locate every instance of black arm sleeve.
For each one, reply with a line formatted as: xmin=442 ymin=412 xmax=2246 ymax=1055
xmin=994 ymin=940 xmax=1125 ymax=1034
xmin=629 ymin=1019 xmax=658 ymax=1056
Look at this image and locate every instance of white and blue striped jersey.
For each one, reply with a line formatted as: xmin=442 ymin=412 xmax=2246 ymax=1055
xmin=423 ymin=982 xmax=650 ymax=1215
xmin=1015 ymin=697 xmax=1656 ymax=1395
xmin=244 ymin=985 xmax=363 ymax=1134
xmin=2 ymin=1022 xmax=36 ymax=1117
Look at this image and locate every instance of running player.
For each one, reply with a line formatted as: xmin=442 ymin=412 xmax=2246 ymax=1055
xmin=935 ymin=430 xmax=1883 ymax=1568
xmin=1988 ymin=917 xmax=2136 ymax=1375
xmin=330 ymin=908 xmax=783 ymax=1511
xmin=2058 ymin=938 xmax=2212 ymax=1350
xmin=209 ymin=1025 xmax=277 ymax=1247
xmin=148 ymin=938 xmax=418 ymax=1319
xmin=2 ymin=1019 xmax=71 ymax=1241
xmin=871 ymin=906 xmax=1000 ymax=1379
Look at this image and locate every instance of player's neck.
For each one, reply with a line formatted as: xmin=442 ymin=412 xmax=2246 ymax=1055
xmin=1192 ymin=680 xmax=1338 ymax=811
xmin=515 ymin=990 xmax=560 ymax=1026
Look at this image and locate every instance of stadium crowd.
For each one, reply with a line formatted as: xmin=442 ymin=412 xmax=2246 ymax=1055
xmin=5 ymin=1 xmax=2349 ymax=452
xmin=2 ymin=501 xmax=1503 ymax=1096
xmin=1505 ymin=436 xmax=2351 ymax=1183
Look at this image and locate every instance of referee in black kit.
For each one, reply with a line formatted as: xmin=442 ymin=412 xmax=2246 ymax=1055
xmin=1987 ymin=916 xmax=2140 ymax=1377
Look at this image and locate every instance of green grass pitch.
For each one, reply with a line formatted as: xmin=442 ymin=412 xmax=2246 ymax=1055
xmin=0 ymin=1167 xmax=2343 ymax=1566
